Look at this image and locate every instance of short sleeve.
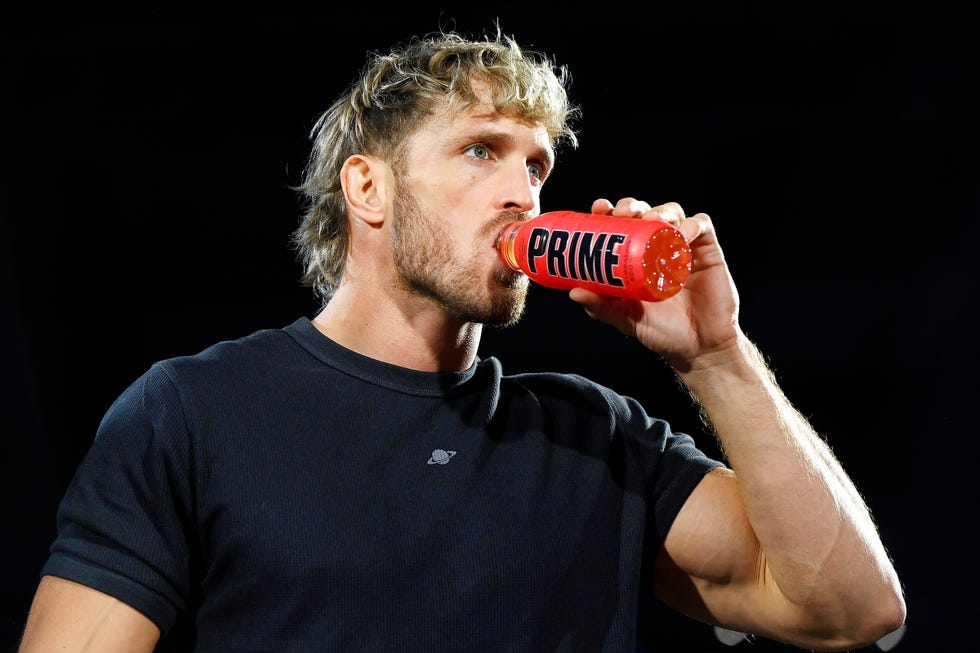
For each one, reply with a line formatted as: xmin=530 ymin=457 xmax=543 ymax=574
xmin=610 ymin=390 xmax=725 ymax=547
xmin=41 ymin=362 xmax=195 ymax=632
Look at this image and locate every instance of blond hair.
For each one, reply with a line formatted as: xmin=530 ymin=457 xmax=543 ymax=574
xmin=292 ymin=26 xmax=579 ymax=305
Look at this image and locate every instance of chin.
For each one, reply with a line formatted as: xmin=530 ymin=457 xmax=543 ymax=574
xmin=485 ymin=286 xmax=527 ymax=327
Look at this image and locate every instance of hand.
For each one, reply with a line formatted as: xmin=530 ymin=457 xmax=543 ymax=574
xmin=568 ymin=197 xmax=742 ymax=371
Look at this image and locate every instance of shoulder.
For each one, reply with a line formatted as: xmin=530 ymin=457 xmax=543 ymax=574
xmin=500 ymin=368 xmax=650 ymax=424
xmin=498 ymin=364 xmax=721 ymax=462
xmin=148 ymin=321 xmax=309 ymax=392
xmin=163 ymin=324 xmax=298 ymax=372
xmin=492 ymin=368 xmax=671 ymax=455
xmin=97 ymin=322 xmax=308 ymax=433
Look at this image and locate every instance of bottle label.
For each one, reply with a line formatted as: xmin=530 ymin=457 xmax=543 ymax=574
xmin=498 ymin=211 xmax=692 ymax=301
xmin=524 ymin=227 xmax=627 ymax=289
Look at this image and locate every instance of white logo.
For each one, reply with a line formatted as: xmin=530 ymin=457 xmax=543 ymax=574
xmin=427 ymin=449 xmax=456 ymax=465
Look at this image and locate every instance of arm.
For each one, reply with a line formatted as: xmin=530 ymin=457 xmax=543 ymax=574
xmin=19 ymin=576 xmax=160 ymax=653
xmin=655 ymin=339 xmax=904 ymax=651
xmin=571 ymin=198 xmax=906 ymax=651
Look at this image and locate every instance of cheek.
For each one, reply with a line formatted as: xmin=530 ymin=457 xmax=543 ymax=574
xmin=411 ymin=182 xmax=459 ymax=218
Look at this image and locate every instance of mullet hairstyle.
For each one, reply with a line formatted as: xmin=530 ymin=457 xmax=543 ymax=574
xmin=291 ymin=26 xmax=580 ymax=305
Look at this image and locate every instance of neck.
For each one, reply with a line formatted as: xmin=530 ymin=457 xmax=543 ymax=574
xmin=311 ymin=285 xmax=483 ymax=373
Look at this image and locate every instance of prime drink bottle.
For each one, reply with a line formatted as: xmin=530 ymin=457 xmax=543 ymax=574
xmin=496 ymin=211 xmax=693 ymax=301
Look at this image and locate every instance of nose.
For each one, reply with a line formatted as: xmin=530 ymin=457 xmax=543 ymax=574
xmin=496 ymin=159 xmax=538 ymax=214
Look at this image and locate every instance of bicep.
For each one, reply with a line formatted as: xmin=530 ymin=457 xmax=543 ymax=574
xmin=652 ymin=467 xmax=789 ymax=633
xmin=19 ymin=575 xmax=160 ymax=653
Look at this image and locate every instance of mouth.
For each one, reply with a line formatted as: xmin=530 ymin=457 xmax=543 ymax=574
xmin=490 ymin=214 xmax=532 ymax=272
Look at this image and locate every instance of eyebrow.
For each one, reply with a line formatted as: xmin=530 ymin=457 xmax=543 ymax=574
xmin=456 ymin=128 xmax=556 ymax=170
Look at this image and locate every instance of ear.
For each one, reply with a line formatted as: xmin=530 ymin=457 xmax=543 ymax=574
xmin=340 ymin=154 xmax=388 ymax=226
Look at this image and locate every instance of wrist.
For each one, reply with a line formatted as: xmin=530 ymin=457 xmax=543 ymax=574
xmin=675 ymin=331 xmax=771 ymax=395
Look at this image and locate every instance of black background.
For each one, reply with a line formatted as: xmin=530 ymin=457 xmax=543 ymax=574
xmin=3 ymin=5 xmax=978 ymax=651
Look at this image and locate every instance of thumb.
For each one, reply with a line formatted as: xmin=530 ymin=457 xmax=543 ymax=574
xmin=568 ymin=288 xmax=644 ymax=337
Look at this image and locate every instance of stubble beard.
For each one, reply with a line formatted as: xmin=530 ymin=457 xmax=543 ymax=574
xmin=389 ymin=183 xmax=528 ymax=327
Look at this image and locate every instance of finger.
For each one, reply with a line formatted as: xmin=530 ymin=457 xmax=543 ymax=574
xmin=677 ymin=212 xmax=713 ymax=244
xmin=611 ymin=197 xmax=652 ymax=217
xmin=568 ymin=288 xmax=644 ymax=336
xmin=568 ymin=287 xmax=620 ymax=325
xmin=648 ymin=201 xmax=686 ymax=225
xmin=590 ymin=198 xmax=615 ymax=215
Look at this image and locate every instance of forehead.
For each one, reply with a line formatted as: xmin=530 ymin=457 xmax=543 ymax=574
xmin=425 ymin=75 xmax=551 ymax=146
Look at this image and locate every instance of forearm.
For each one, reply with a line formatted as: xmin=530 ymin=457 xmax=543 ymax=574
xmin=678 ymin=332 xmax=904 ymax=623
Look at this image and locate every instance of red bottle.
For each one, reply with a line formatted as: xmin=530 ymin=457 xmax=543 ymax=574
xmin=496 ymin=211 xmax=692 ymax=301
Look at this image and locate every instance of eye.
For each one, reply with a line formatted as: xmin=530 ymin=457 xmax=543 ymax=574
xmin=528 ymin=162 xmax=544 ymax=180
xmin=464 ymin=144 xmax=490 ymax=160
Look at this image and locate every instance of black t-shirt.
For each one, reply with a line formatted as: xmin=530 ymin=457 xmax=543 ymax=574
xmin=42 ymin=317 xmax=723 ymax=652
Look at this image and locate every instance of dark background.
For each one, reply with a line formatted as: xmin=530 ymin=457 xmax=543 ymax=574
xmin=3 ymin=5 xmax=977 ymax=652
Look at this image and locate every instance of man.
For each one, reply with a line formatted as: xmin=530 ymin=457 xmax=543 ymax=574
xmin=19 ymin=28 xmax=905 ymax=652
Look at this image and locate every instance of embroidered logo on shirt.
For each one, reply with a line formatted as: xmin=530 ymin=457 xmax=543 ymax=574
xmin=427 ymin=449 xmax=456 ymax=465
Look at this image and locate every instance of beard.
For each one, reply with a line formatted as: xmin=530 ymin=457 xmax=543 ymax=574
xmin=389 ymin=181 xmax=528 ymax=327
